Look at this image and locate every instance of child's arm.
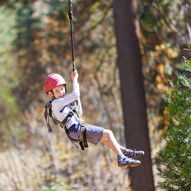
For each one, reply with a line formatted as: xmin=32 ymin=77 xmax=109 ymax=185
xmin=71 ymin=70 xmax=83 ymax=116
xmin=52 ymin=70 xmax=80 ymax=109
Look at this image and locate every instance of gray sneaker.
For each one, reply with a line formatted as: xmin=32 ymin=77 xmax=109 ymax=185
xmin=123 ymin=148 xmax=145 ymax=158
xmin=117 ymin=154 xmax=141 ymax=168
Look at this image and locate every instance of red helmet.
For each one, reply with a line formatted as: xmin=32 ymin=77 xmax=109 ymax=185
xmin=44 ymin=73 xmax=67 ymax=93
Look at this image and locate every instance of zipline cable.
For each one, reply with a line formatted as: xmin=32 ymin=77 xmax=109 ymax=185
xmin=68 ymin=0 xmax=76 ymax=71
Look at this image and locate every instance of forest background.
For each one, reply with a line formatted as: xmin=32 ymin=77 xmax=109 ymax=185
xmin=0 ymin=0 xmax=191 ymax=191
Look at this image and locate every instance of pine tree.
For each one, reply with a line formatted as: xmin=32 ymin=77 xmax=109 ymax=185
xmin=158 ymin=58 xmax=191 ymax=191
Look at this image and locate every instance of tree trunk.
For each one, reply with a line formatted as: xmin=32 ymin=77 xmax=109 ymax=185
xmin=113 ymin=0 xmax=155 ymax=191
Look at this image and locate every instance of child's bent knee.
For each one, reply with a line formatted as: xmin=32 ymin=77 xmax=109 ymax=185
xmin=100 ymin=129 xmax=111 ymax=143
xmin=103 ymin=129 xmax=113 ymax=138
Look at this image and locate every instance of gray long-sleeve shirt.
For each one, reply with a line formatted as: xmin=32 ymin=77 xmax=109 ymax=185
xmin=51 ymin=79 xmax=82 ymax=128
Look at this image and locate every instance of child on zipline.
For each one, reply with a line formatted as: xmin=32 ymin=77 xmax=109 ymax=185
xmin=44 ymin=70 xmax=144 ymax=167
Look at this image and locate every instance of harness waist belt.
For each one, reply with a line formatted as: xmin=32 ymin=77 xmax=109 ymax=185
xmin=62 ymin=112 xmax=73 ymax=127
xmin=61 ymin=108 xmax=78 ymax=129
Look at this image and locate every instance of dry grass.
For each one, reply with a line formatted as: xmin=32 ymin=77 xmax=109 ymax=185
xmin=0 ymin=129 xmax=131 ymax=191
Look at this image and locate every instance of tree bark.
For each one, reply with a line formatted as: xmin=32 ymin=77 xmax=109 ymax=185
xmin=113 ymin=0 xmax=155 ymax=190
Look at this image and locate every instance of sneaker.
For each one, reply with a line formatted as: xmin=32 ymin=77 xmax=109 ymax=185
xmin=117 ymin=154 xmax=141 ymax=168
xmin=123 ymin=148 xmax=145 ymax=158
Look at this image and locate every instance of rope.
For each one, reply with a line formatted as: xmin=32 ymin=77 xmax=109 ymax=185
xmin=68 ymin=0 xmax=76 ymax=71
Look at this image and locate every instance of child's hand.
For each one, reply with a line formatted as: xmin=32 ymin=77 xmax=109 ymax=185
xmin=71 ymin=70 xmax=78 ymax=81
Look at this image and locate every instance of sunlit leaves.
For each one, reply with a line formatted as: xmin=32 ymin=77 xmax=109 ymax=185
xmin=139 ymin=0 xmax=190 ymax=143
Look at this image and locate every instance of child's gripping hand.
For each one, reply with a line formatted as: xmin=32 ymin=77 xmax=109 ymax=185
xmin=71 ymin=69 xmax=78 ymax=82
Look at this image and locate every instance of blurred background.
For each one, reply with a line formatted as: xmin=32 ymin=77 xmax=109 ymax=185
xmin=0 ymin=0 xmax=191 ymax=191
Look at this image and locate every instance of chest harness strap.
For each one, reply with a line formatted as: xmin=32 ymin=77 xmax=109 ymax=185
xmin=44 ymin=101 xmax=88 ymax=150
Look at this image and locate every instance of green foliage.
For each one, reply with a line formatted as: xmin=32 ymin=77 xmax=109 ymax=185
xmin=46 ymin=0 xmax=68 ymax=19
xmin=42 ymin=182 xmax=72 ymax=191
xmin=13 ymin=3 xmax=46 ymax=109
xmin=0 ymin=6 xmax=18 ymax=111
xmin=0 ymin=5 xmax=21 ymax=145
xmin=158 ymin=58 xmax=191 ymax=191
xmin=139 ymin=0 xmax=191 ymax=143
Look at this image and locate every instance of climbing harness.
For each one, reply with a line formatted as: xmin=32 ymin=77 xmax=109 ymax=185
xmin=44 ymin=100 xmax=88 ymax=150
xmin=68 ymin=0 xmax=76 ymax=71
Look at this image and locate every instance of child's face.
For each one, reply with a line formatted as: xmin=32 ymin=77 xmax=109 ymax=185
xmin=49 ymin=84 xmax=66 ymax=98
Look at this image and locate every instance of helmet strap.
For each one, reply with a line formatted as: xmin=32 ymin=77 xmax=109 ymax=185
xmin=50 ymin=90 xmax=56 ymax=99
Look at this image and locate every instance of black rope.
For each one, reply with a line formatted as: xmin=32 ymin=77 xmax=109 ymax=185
xmin=68 ymin=0 xmax=76 ymax=71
